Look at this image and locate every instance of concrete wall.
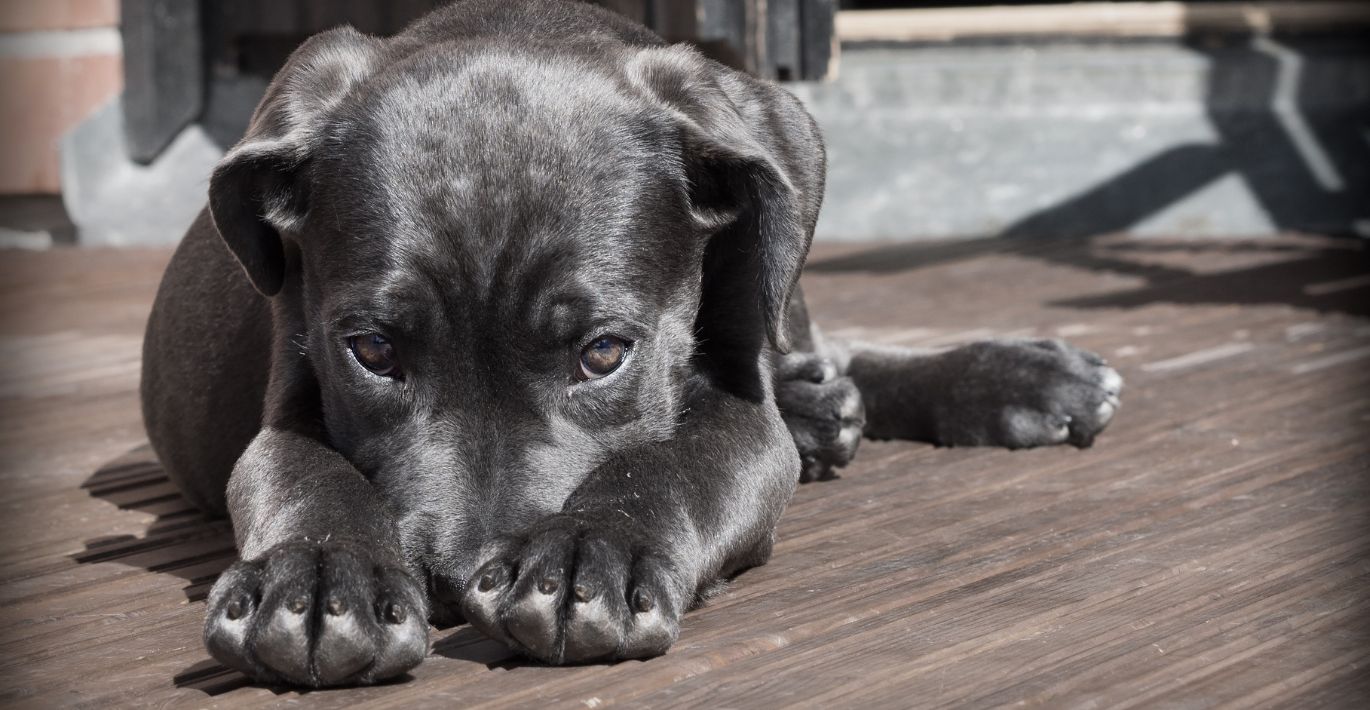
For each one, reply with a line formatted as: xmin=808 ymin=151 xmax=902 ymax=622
xmin=790 ymin=36 xmax=1370 ymax=241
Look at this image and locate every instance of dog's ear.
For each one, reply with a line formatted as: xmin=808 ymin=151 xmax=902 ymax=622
xmin=208 ymin=27 xmax=384 ymax=296
xmin=627 ymin=45 xmax=825 ymax=353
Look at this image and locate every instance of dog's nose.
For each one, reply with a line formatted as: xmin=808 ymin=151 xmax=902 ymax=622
xmin=426 ymin=573 xmax=469 ymax=628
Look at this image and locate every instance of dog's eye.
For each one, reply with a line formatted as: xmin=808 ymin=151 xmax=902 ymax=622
xmin=578 ymin=335 xmax=629 ymax=380
xmin=349 ymin=333 xmax=400 ymax=378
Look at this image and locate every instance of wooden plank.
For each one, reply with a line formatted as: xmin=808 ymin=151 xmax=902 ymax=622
xmin=0 ymin=234 xmax=1367 ymax=707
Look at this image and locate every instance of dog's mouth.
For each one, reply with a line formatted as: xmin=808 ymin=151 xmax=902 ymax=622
xmin=426 ymin=572 xmax=469 ymax=629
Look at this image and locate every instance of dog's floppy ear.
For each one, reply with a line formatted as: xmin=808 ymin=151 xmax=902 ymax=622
xmin=627 ymin=45 xmax=825 ymax=353
xmin=208 ymin=27 xmax=384 ymax=296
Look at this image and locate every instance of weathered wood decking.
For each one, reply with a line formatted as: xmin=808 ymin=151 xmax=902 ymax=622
xmin=1 ymin=234 xmax=1367 ymax=708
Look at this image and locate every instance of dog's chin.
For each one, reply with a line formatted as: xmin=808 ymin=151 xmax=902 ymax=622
xmin=426 ymin=573 xmax=469 ymax=629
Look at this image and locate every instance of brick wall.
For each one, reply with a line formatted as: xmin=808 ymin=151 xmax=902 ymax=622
xmin=0 ymin=0 xmax=123 ymax=195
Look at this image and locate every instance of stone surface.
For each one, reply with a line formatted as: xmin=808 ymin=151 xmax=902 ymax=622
xmin=60 ymin=101 xmax=222 ymax=246
xmin=790 ymin=36 xmax=1370 ymax=241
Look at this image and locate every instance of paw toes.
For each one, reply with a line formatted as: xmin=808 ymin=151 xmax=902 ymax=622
xmin=505 ymin=585 xmax=564 ymax=660
xmin=563 ymin=596 xmax=624 ymax=661
xmin=778 ymin=353 xmax=837 ymax=383
xmin=255 ymin=602 xmax=313 ymax=683
xmin=313 ymin=608 xmax=375 ymax=685
xmin=462 ymin=519 xmax=683 ymax=666
xmin=1095 ymin=398 xmax=1117 ymax=423
xmin=779 ymin=369 xmax=865 ymax=481
xmin=1098 ymin=366 xmax=1124 ymax=397
xmin=204 ymin=563 xmax=263 ymax=676
xmin=205 ymin=545 xmax=427 ymax=687
xmin=620 ymin=557 xmax=679 ymax=657
xmin=621 ymin=593 xmax=678 ymax=658
xmin=462 ymin=559 xmax=514 ymax=643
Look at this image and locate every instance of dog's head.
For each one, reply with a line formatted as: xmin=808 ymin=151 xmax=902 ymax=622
xmin=208 ymin=27 xmax=822 ymax=620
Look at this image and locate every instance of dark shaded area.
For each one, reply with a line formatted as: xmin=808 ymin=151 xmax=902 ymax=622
xmin=1049 ymin=241 xmax=1370 ymax=316
xmin=172 ymin=659 xmax=253 ymax=696
xmin=809 ymin=235 xmax=1370 ymax=318
xmin=74 ymin=448 xmax=246 ymax=694
xmin=72 ymin=445 xmax=234 ymax=604
xmin=0 ymin=196 xmax=77 ymax=246
xmin=431 ymin=626 xmax=520 ymax=668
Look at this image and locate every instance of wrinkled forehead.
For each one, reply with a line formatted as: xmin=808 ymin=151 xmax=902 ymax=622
xmin=365 ymin=53 xmax=666 ymax=227
xmin=307 ymin=48 xmax=693 ymax=315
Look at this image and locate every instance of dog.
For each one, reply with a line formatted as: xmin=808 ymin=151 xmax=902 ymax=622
xmin=140 ymin=0 xmax=1122 ymax=687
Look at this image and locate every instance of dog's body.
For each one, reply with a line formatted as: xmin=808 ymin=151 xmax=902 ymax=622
xmin=141 ymin=0 xmax=1121 ymax=687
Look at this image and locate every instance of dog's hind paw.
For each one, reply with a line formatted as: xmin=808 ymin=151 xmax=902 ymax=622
xmin=203 ymin=540 xmax=428 ymax=687
xmin=461 ymin=513 xmax=682 ymax=664
xmin=931 ymin=339 xmax=1123 ymax=449
xmin=775 ymin=353 xmax=865 ymax=482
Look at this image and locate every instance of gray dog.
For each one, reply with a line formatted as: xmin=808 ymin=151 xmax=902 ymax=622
xmin=141 ymin=0 xmax=1121 ymax=687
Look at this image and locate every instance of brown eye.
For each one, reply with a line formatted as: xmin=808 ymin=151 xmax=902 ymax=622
xmin=349 ymin=333 xmax=400 ymax=378
xmin=578 ymin=335 xmax=629 ymax=380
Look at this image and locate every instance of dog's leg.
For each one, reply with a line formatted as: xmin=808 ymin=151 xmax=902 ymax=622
xmin=825 ymin=335 xmax=1123 ymax=449
xmin=203 ymin=415 xmax=428 ymax=687
xmin=461 ymin=382 xmax=797 ymax=665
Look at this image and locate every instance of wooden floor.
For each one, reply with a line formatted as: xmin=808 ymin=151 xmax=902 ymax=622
xmin=1 ymin=233 xmax=1368 ymax=708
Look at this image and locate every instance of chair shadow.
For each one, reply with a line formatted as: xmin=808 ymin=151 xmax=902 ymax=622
xmin=1047 ymin=241 xmax=1370 ymax=317
xmin=806 ymin=235 xmax=1370 ymax=319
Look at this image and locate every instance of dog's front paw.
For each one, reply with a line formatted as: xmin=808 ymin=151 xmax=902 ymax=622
xmin=461 ymin=514 xmax=682 ymax=664
xmin=775 ymin=353 xmax=866 ymax=482
xmin=204 ymin=540 xmax=428 ymax=687
xmin=936 ymin=339 xmax=1123 ymax=449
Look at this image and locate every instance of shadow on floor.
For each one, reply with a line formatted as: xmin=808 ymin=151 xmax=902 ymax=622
xmin=73 ymin=446 xmax=515 ymax=695
xmin=73 ymin=445 xmax=250 ymax=695
xmin=807 ymin=236 xmax=1370 ymax=319
xmin=72 ymin=444 xmax=235 ymax=604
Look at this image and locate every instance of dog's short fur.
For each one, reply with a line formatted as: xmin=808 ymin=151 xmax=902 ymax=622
xmin=141 ymin=0 xmax=1122 ymax=687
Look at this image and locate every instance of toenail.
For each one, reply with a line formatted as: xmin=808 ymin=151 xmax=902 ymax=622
xmin=288 ymin=595 xmax=309 ymax=614
xmin=225 ymin=599 xmax=244 ymax=620
xmin=384 ymin=602 xmax=407 ymax=624
xmin=538 ymin=576 xmax=560 ymax=595
xmin=574 ymin=584 xmax=593 ymax=602
xmin=478 ymin=573 xmax=495 ymax=592
xmin=326 ymin=597 xmax=346 ymax=615
xmin=632 ymin=588 xmax=655 ymax=613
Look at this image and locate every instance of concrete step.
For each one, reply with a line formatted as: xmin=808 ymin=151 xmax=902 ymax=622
xmin=790 ymin=34 xmax=1370 ymax=241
